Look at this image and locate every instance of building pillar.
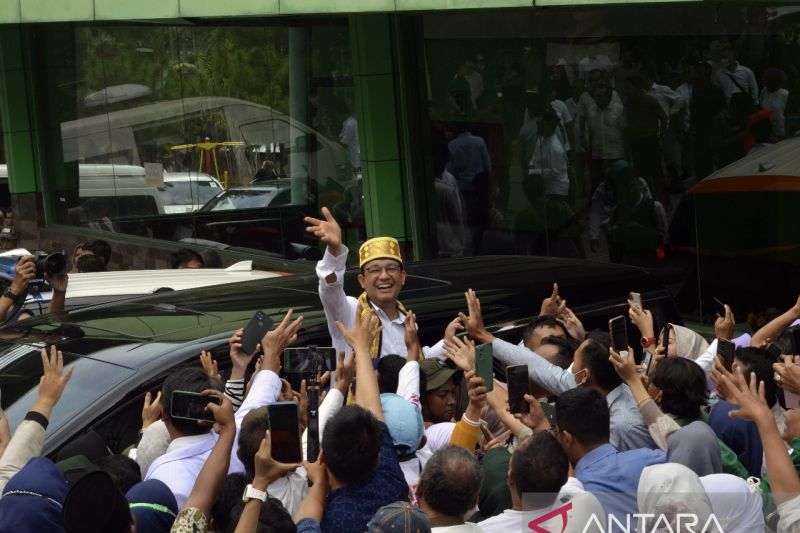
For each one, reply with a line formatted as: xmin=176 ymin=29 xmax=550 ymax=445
xmin=349 ymin=14 xmax=409 ymax=246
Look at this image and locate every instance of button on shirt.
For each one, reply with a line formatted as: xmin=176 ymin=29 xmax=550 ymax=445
xmin=574 ymin=443 xmax=665 ymax=526
xmin=490 ymin=339 xmax=656 ymax=450
xmin=315 ymin=246 xmax=445 ymax=360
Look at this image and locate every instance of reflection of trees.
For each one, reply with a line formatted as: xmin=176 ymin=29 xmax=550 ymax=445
xmin=77 ymin=26 xmax=291 ymax=119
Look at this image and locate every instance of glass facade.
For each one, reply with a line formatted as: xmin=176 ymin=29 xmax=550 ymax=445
xmin=30 ymin=20 xmax=364 ymax=260
xmin=416 ymin=5 xmax=800 ymax=321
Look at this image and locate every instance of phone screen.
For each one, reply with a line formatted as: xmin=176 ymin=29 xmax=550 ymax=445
xmin=640 ymin=350 xmax=653 ymax=374
xmin=629 ymin=292 xmax=642 ymax=309
xmin=507 ymin=364 xmax=530 ymax=414
xmin=713 ymin=297 xmax=726 ymax=318
xmin=268 ymin=402 xmax=302 ymax=463
xmin=170 ymin=391 xmax=220 ymax=423
xmin=717 ymin=338 xmax=736 ymax=370
xmin=540 ymin=401 xmax=557 ymax=427
xmin=475 ymin=343 xmax=494 ymax=392
xmin=283 ymin=347 xmax=336 ymax=374
xmin=241 ymin=310 xmax=274 ymax=355
xmin=662 ymin=325 xmax=671 ymax=357
xmin=609 ymin=316 xmax=629 ymax=354
xmin=790 ymin=326 xmax=800 ymax=355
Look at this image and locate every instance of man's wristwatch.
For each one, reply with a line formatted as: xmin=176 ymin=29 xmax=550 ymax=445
xmin=242 ymin=484 xmax=268 ymax=503
xmin=640 ymin=337 xmax=657 ymax=348
xmin=2 ymin=288 xmax=18 ymax=301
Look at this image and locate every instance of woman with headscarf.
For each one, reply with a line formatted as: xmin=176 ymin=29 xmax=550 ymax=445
xmin=637 ymin=463 xmax=722 ymax=533
xmin=609 ymin=349 xmax=748 ymax=478
xmin=0 ymin=457 xmax=68 ymax=533
xmin=700 ymin=473 xmax=765 ymax=533
xmin=127 ymin=479 xmax=178 ymax=533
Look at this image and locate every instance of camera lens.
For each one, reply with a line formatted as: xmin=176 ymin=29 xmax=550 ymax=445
xmin=41 ymin=252 xmax=67 ymax=277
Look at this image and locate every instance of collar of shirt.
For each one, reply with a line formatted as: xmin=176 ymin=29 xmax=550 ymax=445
xmin=370 ymin=301 xmax=405 ymax=325
xmin=166 ymin=432 xmax=213 ymax=454
xmin=574 ymin=443 xmax=617 ymax=475
xmin=605 ymin=384 xmax=627 ymax=407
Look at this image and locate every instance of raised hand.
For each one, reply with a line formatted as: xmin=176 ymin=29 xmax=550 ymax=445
xmin=443 ymin=335 xmax=476 ymax=371
xmin=203 ymin=389 xmax=235 ymax=436
xmin=715 ymin=304 xmax=736 ymax=341
xmin=404 ymin=311 xmax=421 ymax=361
xmin=540 ymin=283 xmax=566 ymax=317
xmin=141 ymin=391 xmax=162 ymax=430
xmin=558 ymin=306 xmax=586 ymax=341
xmin=261 ymin=310 xmax=304 ymax=372
xmin=459 ymin=289 xmax=493 ymax=344
xmin=31 ymin=345 xmax=74 ymax=419
xmin=335 ymin=351 xmax=356 ymax=395
xmin=773 ymin=356 xmax=800 ymax=395
xmin=304 ymin=207 xmax=343 ymax=255
xmin=444 ymin=316 xmax=465 ymax=343
xmin=710 ymin=355 xmax=736 ymax=402
xmin=514 ymin=394 xmax=549 ymax=432
xmin=11 ymin=256 xmax=36 ymax=293
xmin=609 ymin=346 xmax=639 ymax=383
xmin=253 ymin=430 xmax=301 ymax=488
xmin=200 ymin=351 xmax=221 ymax=380
xmin=723 ymin=366 xmax=772 ymax=424
xmin=628 ymin=301 xmax=654 ymax=340
xmin=229 ymin=328 xmax=258 ymax=380
xmin=335 ymin=302 xmax=381 ymax=353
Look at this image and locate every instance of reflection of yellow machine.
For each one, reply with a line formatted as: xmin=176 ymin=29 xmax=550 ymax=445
xmin=170 ymin=140 xmax=244 ymax=189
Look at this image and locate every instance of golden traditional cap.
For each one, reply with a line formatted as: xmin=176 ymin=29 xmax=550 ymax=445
xmin=359 ymin=237 xmax=403 ymax=267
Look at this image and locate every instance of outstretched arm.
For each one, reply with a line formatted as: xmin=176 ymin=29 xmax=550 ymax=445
xmin=337 ymin=303 xmax=383 ymax=421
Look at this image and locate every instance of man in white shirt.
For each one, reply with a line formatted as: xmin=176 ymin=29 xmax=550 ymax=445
xmin=417 ymin=446 xmax=485 ymax=532
xmin=477 ymin=432 xmax=605 ymax=533
xmin=145 ymin=313 xmax=297 ymax=507
xmin=714 ymin=47 xmax=759 ymax=104
xmin=304 ymin=208 xmax=447 ymax=360
xmin=528 ymin=110 xmax=570 ymax=199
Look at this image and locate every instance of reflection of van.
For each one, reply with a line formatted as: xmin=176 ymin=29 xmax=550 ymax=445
xmin=159 ymin=172 xmax=224 ymax=214
xmin=73 ymin=164 xmax=165 ymax=220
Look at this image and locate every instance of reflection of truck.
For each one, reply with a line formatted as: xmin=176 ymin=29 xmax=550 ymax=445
xmin=59 ymin=96 xmax=353 ymax=193
xmin=669 ymin=138 xmax=800 ymax=315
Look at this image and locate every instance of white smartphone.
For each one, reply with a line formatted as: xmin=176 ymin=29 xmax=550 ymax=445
xmin=630 ymin=292 xmax=642 ymax=310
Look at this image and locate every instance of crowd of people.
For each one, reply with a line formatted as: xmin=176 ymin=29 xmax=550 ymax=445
xmin=1 ymin=210 xmax=800 ymax=533
xmin=433 ymin=36 xmax=794 ymax=263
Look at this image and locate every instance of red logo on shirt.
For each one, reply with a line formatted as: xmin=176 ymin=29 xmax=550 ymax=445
xmin=527 ymin=501 xmax=572 ymax=533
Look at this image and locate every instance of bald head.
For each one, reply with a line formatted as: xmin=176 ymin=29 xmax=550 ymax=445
xmin=419 ymin=445 xmax=484 ymax=519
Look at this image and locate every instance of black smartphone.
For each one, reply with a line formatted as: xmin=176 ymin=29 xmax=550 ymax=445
xmin=507 ymin=364 xmax=530 ymax=414
xmin=608 ymin=316 xmax=629 ymax=354
xmin=241 ymin=310 xmax=274 ymax=354
xmin=540 ymin=401 xmax=557 ymax=427
xmin=268 ymin=401 xmax=302 ymax=464
xmin=713 ymin=297 xmax=726 ymax=318
xmin=662 ymin=324 xmax=672 ymax=357
xmin=766 ymin=342 xmax=783 ymax=360
xmin=475 ymin=343 xmax=494 ymax=392
xmin=170 ymin=391 xmax=221 ymax=423
xmin=283 ymin=347 xmax=336 ymax=374
xmin=790 ymin=326 xmax=800 ymax=355
xmin=717 ymin=338 xmax=736 ymax=370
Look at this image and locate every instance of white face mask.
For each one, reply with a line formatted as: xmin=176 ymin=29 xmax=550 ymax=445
xmin=572 ymin=368 xmax=589 ymax=386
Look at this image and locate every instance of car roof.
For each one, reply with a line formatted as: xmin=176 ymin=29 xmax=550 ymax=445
xmin=690 ymin=137 xmax=800 ymax=193
xmin=162 ymin=172 xmax=221 ymax=184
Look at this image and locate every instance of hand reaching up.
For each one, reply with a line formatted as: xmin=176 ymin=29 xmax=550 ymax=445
xmin=304 ymin=207 xmax=343 ymax=256
xmin=540 ymin=283 xmax=566 ymax=317
xmin=459 ymin=289 xmax=493 ymax=344
xmin=443 ymin=335 xmax=476 ymax=371
xmin=31 ymin=345 xmax=74 ymax=419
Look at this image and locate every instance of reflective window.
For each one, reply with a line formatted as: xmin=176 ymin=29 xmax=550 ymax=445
xmin=418 ymin=5 xmax=800 ymax=321
xmin=32 ymin=22 xmax=364 ymax=260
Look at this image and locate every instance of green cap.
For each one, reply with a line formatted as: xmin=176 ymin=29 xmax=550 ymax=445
xmin=420 ymin=359 xmax=460 ymax=391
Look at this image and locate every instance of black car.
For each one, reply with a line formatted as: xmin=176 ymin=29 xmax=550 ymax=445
xmin=0 ymin=255 xmax=680 ymax=457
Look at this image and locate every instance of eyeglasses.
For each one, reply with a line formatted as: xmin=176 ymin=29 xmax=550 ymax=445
xmin=363 ymin=265 xmax=403 ymax=277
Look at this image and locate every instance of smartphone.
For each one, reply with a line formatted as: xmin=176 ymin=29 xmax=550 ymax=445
xmin=240 ymin=311 xmax=274 ymax=354
xmin=629 ymin=292 xmax=642 ymax=310
xmin=790 ymin=326 xmax=800 ymax=355
xmin=640 ymin=350 xmax=653 ymax=375
xmin=766 ymin=342 xmax=783 ymax=360
xmin=267 ymin=401 xmax=302 ymax=464
xmin=662 ymin=324 xmax=672 ymax=357
xmin=170 ymin=391 xmax=221 ymax=423
xmin=283 ymin=347 xmax=336 ymax=374
xmin=609 ymin=316 xmax=629 ymax=354
xmin=717 ymin=338 xmax=736 ymax=370
xmin=475 ymin=343 xmax=494 ymax=392
xmin=507 ymin=364 xmax=530 ymax=414
xmin=540 ymin=401 xmax=557 ymax=427
xmin=713 ymin=297 xmax=726 ymax=318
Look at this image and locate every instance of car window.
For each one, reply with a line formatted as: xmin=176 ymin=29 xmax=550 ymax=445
xmin=3 ymin=354 xmax=136 ymax=435
xmin=209 ymin=189 xmax=279 ymax=211
xmin=159 ymin=180 xmax=221 ymax=206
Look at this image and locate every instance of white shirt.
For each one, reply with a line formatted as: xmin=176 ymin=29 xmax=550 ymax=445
xmin=648 ymin=82 xmax=686 ymax=123
xmin=760 ymin=88 xmax=789 ymax=137
xmin=715 ymin=64 xmax=759 ymax=103
xmin=315 ymin=246 xmax=446 ymax=360
xmin=339 ymin=116 xmax=360 ymax=169
xmin=145 ymin=369 xmax=282 ymax=509
xmin=528 ymin=135 xmax=570 ymax=197
xmin=578 ymin=55 xmax=613 ymax=82
xmin=433 ymin=523 xmax=485 ymax=533
xmin=550 ymin=99 xmax=573 ymax=151
xmin=578 ymin=91 xmax=626 ymax=160
xmin=478 ymin=479 xmax=605 ymax=533
xmin=676 ymin=82 xmax=693 ymax=132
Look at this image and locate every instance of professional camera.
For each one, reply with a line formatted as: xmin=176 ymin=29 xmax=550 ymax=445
xmin=0 ymin=248 xmax=68 ymax=284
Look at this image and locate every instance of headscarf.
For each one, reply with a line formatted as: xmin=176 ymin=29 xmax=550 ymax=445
xmin=416 ymin=422 xmax=455 ymax=468
xmin=63 ymin=470 xmax=132 ymax=533
xmin=637 ymin=463 xmax=720 ymax=533
xmin=666 ymin=421 xmax=722 ymax=477
xmin=700 ymin=474 xmax=765 ymax=533
xmin=0 ymin=457 xmax=68 ymax=533
xmin=56 ymin=430 xmax=109 ymax=463
xmin=126 ymin=479 xmax=178 ymax=533
xmin=670 ymin=324 xmax=710 ymax=360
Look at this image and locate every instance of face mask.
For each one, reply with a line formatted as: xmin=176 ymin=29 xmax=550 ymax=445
xmin=572 ymin=368 xmax=589 ymax=386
